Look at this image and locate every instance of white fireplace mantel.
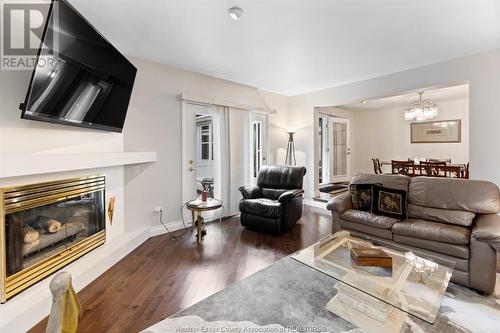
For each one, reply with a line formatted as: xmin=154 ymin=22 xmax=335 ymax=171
xmin=0 ymin=152 xmax=157 ymax=179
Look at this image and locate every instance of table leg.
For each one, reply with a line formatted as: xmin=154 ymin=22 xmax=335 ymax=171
xmin=196 ymin=213 xmax=204 ymax=244
xmin=191 ymin=211 xmax=195 ymax=232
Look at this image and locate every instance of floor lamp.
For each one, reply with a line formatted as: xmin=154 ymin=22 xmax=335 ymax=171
xmin=285 ymin=127 xmax=296 ymax=166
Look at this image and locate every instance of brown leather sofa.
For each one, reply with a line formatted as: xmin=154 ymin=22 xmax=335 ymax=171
xmin=327 ymin=174 xmax=500 ymax=294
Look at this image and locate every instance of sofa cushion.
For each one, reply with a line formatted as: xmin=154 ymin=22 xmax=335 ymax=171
xmin=341 ymin=220 xmax=393 ymax=240
xmin=393 ymin=234 xmax=470 ymax=259
xmin=407 ymin=204 xmax=475 ymax=227
xmin=392 ymin=219 xmax=471 ymax=245
xmin=350 ymin=173 xmax=410 ymax=191
xmin=350 ymin=184 xmax=375 ymax=211
xmin=409 ymin=177 xmax=500 ymax=214
xmin=239 ymin=198 xmax=281 ymax=218
xmin=371 ymin=185 xmax=407 ymax=219
xmin=341 ymin=209 xmax=399 ymax=230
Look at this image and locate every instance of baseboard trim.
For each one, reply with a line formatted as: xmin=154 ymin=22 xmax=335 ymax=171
xmin=149 ymin=215 xmax=228 ymax=237
xmin=150 ymin=220 xmax=187 ymax=237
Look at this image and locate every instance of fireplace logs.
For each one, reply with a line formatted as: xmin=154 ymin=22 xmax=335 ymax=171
xmin=36 ymin=216 xmax=62 ymax=233
xmin=22 ymin=226 xmax=39 ymax=243
xmin=23 ymin=222 xmax=86 ymax=256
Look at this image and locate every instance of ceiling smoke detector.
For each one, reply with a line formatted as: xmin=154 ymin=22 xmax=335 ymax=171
xmin=228 ymin=7 xmax=243 ymax=20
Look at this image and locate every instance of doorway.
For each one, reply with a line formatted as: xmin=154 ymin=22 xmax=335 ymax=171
xmin=250 ymin=112 xmax=269 ymax=184
xmin=315 ymin=111 xmax=351 ymax=201
xmin=319 ymin=115 xmax=351 ymax=184
xmin=182 ymin=102 xmax=269 ymax=217
xmin=181 ymin=102 xmax=219 ymax=206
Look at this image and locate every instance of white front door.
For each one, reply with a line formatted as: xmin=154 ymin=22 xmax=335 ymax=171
xmin=181 ymin=102 xmax=217 ymax=204
xmin=329 ymin=117 xmax=351 ymax=183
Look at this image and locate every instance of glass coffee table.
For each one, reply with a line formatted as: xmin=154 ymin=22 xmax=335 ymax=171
xmin=291 ymin=231 xmax=454 ymax=332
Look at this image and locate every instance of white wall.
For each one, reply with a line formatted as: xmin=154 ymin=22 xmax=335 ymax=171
xmin=350 ymin=98 xmax=469 ymax=174
xmin=123 ymin=58 xmax=289 ymax=231
xmin=259 ymin=90 xmax=290 ymax=166
xmin=289 ymin=48 xmax=500 ymax=199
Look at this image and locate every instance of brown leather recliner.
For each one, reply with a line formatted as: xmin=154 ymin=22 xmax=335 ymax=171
xmin=239 ymin=166 xmax=306 ymax=234
xmin=327 ymin=174 xmax=500 ymax=294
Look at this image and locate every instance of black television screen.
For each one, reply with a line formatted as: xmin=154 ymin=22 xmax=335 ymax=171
xmin=21 ymin=0 xmax=137 ymax=132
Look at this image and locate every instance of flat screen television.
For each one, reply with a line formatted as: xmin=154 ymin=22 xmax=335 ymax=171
xmin=20 ymin=0 xmax=137 ymax=132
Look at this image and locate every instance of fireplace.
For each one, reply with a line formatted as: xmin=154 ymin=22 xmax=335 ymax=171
xmin=0 ymin=175 xmax=106 ymax=302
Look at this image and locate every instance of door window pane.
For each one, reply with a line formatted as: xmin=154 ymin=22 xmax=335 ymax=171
xmin=197 ymin=122 xmax=213 ymax=160
xmin=332 ymin=122 xmax=347 ymax=176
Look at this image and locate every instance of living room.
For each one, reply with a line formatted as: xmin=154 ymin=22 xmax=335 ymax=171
xmin=0 ymin=1 xmax=499 ymax=333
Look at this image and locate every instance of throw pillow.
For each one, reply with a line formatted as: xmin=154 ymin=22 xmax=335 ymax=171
xmin=350 ymin=184 xmax=375 ymax=211
xmin=371 ymin=185 xmax=407 ymax=219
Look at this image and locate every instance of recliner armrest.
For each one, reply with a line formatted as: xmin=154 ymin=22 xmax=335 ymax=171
xmin=239 ymin=186 xmax=262 ymax=199
xmin=472 ymin=213 xmax=500 ymax=251
xmin=326 ymin=192 xmax=352 ymax=214
xmin=278 ymin=189 xmax=304 ymax=203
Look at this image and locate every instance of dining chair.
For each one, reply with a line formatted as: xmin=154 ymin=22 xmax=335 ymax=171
xmin=392 ymin=160 xmax=415 ymax=176
xmin=371 ymin=158 xmax=382 ymax=174
xmin=461 ymin=162 xmax=470 ymax=179
xmin=419 ymin=161 xmax=447 ymax=177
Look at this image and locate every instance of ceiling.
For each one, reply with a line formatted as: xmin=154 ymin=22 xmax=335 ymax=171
xmin=339 ymin=83 xmax=469 ymax=111
xmin=69 ymin=0 xmax=500 ymax=96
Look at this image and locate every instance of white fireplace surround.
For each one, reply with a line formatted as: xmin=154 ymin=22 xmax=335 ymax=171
xmin=0 ymin=152 xmax=157 ymax=333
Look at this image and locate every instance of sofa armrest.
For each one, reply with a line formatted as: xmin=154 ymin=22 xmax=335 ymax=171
xmin=239 ymin=186 xmax=262 ymax=199
xmin=326 ymin=192 xmax=352 ymax=214
xmin=278 ymin=189 xmax=304 ymax=203
xmin=472 ymin=214 xmax=500 ymax=251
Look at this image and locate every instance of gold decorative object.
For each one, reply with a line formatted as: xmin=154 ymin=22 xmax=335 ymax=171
xmin=108 ymin=197 xmax=116 ymax=225
xmin=46 ymin=271 xmax=82 ymax=333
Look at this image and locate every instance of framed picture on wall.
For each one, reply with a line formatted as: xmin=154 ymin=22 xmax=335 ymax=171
xmin=411 ymin=119 xmax=461 ymax=143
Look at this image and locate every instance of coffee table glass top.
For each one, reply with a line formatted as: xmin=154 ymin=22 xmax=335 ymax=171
xmin=291 ymin=231 xmax=454 ymax=324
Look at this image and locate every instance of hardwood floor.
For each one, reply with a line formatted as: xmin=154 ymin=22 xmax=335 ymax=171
xmin=29 ymin=206 xmax=333 ymax=333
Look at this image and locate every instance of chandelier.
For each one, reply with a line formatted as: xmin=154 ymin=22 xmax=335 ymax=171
xmin=405 ymin=91 xmax=438 ymax=121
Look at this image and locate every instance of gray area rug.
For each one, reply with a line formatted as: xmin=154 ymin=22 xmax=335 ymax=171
xmin=143 ymin=257 xmax=500 ymax=333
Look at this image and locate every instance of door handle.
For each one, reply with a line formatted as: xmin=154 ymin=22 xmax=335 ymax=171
xmin=189 ymin=166 xmax=198 ymax=172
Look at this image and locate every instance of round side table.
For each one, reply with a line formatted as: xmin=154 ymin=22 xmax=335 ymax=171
xmin=185 ymin=198 xmax=223 ymax=244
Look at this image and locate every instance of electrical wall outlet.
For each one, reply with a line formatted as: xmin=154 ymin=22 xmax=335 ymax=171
xmin=153 ymin=207 xmax=163 ymax=215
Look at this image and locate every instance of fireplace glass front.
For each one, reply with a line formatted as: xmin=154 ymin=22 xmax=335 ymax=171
xmin=1 ymin=175 xmax=106 ymax=302
xmin=5 ymin=191 xmax=104 ymax=276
